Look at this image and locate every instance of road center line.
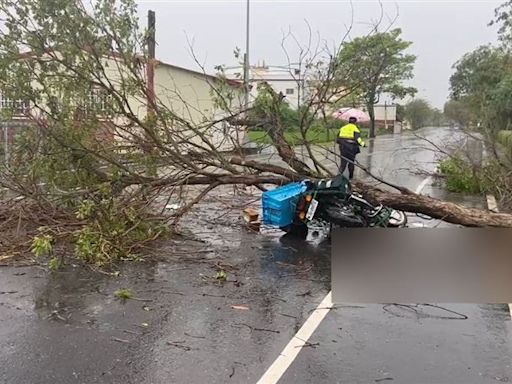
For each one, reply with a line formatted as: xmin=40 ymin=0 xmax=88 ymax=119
xmin=257 ymin=176 xmax=434 ymax=384
xmin=256 ymin=292 xmax=333 ymax=384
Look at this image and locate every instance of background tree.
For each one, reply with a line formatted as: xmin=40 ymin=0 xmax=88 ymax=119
xmin=248 ymin=83 xmax=300 ymax=131
xmin=490 ymin=0 xmax=512 ymax=48
xmin=430 ymin=108 xmax=446 ymax=127
xmin=443 ymin=99 xmax=472 ymax=127
xmin=440 ymin=3 xmax=512 ymax=209
xmin=337 ymin=28 xmax=417 ymax=138
xmin=403 ymin=98 xmax=433 ymax=130
xmin=449 ymin=45 xmax=510 ymax=119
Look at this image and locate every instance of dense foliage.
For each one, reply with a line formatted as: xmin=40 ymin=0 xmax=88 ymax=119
xmin=336 ymin=29 xmax=417 ymax=137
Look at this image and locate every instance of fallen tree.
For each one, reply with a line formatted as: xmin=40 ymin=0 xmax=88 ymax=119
xmin=0 ymin=0 xmax=510 ymax=267
xmin=357 ymin=183 xmax=512 ymax=227
xmin=230 ymin=153 xmax=512 ymax=228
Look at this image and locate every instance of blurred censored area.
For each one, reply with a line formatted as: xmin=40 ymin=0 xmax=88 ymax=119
xmin=332 ymin=228 xmax=512 ymax=304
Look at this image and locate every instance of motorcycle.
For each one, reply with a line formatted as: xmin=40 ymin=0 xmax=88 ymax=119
xmin=275 ymin=174 xmax=407 ymax=238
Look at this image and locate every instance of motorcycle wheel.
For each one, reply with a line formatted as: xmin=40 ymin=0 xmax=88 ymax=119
xmin=324 ymin=206 xmax=367 ymax=227
xmin=281 ymin=222 xmax=309 ymax=239
xmin=387 ymin=210 xmax=408 ymax=227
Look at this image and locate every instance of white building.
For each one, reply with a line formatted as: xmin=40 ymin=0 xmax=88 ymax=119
xmin=225 ymin=62 xmax=304 ymax=109
xmin=372 ymin=103 xmax=397 ymax=129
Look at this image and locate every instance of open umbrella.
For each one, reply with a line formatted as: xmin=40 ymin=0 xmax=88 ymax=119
xmin=332 ymin=107 xmax=370 ymax=122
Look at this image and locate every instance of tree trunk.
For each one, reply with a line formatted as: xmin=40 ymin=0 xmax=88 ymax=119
xmin=231 ymin=154 xmax=512 ymax=227
xmin=352 ymin=181 xmax=512 ymax=227
xmin=367 ymin=102 xmax=376 ymax=138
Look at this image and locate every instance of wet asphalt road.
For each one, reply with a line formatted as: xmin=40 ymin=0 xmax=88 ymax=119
xmin=1 ymin=127 xmax=511 ymax=384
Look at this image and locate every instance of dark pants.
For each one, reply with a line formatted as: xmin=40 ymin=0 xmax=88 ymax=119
xmin=339 ymin=142 xmax=359 ymax=179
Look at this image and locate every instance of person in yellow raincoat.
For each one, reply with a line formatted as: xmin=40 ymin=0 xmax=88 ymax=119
xmin=336 ymin=117 xmax=366 ymax=179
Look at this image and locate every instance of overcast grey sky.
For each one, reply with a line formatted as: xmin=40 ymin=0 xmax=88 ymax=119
xmin=135 ymin=0 xmax=503 ymax=108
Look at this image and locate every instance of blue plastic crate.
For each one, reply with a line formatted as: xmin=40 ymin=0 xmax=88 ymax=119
xmin=262 ymin=182 xmax=307 ymax=227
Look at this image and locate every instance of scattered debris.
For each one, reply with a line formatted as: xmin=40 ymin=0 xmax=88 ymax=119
xmin=201 ymin=293 xmax=226 ymax=298
xmin=243 ymin=208 xmax=259 ymax=223
xmin=0 ymin=254 xmax=17 ymax=262
xmin=231 ymin=305 xmax=250 ymax=311
xmin=268 ymin=295 xmax=287 ymax=303
xmin=45 ymin=310 xmax=68 ymax=322
xmin=382 ymin=303 xmax=468 ymax=320
xmin=114 ymin=288 xmax=133 ymax=300
xmin=215 ymin=269 xmax=227 ymax=281
xmin=184 ymin=332 xmax=206 ymax=339
xmin=122 ymin=329 xmax=143 ymax=336
xmin=296 ymin=340 xmax=320 ymax=348
xmin=375 ymin=378 xmax=394 ymax=382
xmin=166 ymin=341 xmax=194 ymax=351
xmin=243 ymin=208 xmax=261 ymax=232
xmin=129 ymin=297 xmax=153 ymax=302
xmin=294 ymin=336 xmax=320 ymax=348
xmin=111 ymin=337 xmax=130 ymax=344
xmin=161 ymin=290 xmax=185 ymax=296
xmin=247 ymin=220 xmax=261 ymax=231
xmin=233 ymin=323 xmax=280 ymax=334
xmin=278 ymin=313 xmax=297 ymax=319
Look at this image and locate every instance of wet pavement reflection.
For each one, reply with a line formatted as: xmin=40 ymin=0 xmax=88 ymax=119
xmin=0 ymin=127 xmax=509 ymax=384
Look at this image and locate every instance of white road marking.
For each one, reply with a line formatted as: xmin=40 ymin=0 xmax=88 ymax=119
xmin=256 ymin=176 xmax=466 ymax=384
xmin=256 ymin=292 xmax=333 ymax=384
xmin=415 ymin=176 xmax=432 ymax=194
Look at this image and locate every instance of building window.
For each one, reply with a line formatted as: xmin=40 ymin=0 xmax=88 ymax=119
xmin=285 ymin=88 xmax=294 ymax=95
xmin=86 ymin=88 xmax=113 ymax=116
xmin=0 ymin=94 xmax=30 ymax=116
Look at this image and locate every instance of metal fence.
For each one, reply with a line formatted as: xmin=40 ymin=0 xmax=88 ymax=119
xmin=0 ymin=120 xmax=30 ymax=166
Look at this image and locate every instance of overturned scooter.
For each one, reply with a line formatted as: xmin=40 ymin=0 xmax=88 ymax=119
xmin=262 ymin=174 xmax=407 ymax=238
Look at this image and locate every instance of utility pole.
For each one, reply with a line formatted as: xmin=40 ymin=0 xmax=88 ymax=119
xmin=239 ymin=0 xmax=251 ymax=150
xmin=297 ymin=64 xmax=302 ymax=110
xmin=147 ymin=10 xmax=156 ymax=116
xmin=384 ymin=101 xmax=388 ymax=130
xmin=243 ymin=0 xmax=250 ymax=112
xmin=3 ymin=122 xmax=8 ymax=166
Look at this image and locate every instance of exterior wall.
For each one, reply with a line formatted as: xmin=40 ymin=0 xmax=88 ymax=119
xmin=0 ymin=53 xmax=244 ymax=152
xmin=251 ymin=79 xmax=301 ymax=109
xmin=373 ymin=104 xmax=397 ymax=123
xmin=154 ymin=64 xmax=244 ymax=151
xmin=155 ymin=65 xmax=219 ymax=124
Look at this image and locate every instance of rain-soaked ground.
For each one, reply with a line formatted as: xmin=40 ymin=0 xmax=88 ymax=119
xmin=0 ymin=196 xmax=332 ymax=384
xmin=1 ymin=127 xmax=512 ymax=384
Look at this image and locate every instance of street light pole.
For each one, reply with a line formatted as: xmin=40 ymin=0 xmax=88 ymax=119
xmin=243 ymin=0 xmax=250 ymax=112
